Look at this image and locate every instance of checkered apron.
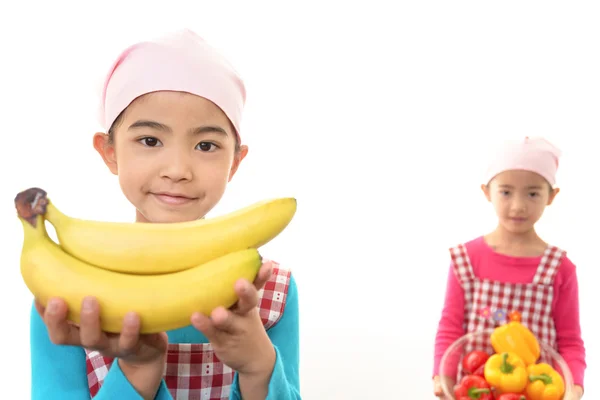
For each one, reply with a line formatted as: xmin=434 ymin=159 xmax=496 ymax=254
xmin=85 ymin=263 xmax=291 ymax=400
xmin=450 ymin=243 xmax=563 ymax=380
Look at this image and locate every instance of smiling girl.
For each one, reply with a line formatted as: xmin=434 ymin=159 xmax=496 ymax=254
xmin=29 ymin=29 xmax=301 ymax=400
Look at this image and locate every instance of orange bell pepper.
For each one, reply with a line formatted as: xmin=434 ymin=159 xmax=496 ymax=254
xmin=484 ymin=352 xmax=528 ymax=394
xmin=490 ymin=320 xmax=540 ymax=366
xmin=524 ymin=363 xmax=565 ymax=400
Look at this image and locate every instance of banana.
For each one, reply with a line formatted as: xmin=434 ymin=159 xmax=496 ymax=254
xmin=15 ymin=187 xmax=295 ymax=274
xmin=18 ymin=213 xmax=263 ymax=334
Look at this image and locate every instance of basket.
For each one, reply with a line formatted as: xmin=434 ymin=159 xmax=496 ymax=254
xmin=438 ymin=328 xmax=574 ymax=399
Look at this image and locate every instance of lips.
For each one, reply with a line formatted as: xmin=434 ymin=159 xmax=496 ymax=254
xmin=509 ymin=217 xmax=527 ymax=222
xmin=151 ymin=192 xmax=197 ymax=206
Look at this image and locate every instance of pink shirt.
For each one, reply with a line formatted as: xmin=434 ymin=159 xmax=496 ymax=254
xmin=433 ymin=236 xmax=586 ymax=387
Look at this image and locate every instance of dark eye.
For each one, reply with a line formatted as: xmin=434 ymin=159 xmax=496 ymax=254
xmin=139 ymin=137 xmax=161 ymax=147
xmin=530 ymin=192 xmax=539 ymax=197
xmin=196 ymin=142 xmax=218 ymax=152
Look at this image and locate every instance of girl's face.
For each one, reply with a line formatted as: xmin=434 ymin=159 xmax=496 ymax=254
xmin=94 ymin=91 xmax=248 ymax=223
xmin=481 ymin=169 xmax=560 ymax=234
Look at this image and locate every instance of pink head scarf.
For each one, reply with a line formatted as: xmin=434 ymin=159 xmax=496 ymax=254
xmin=97 ymin=29 xmax=246 ymax=140
xmin=483 ymin=136 xmax=562 ymax=187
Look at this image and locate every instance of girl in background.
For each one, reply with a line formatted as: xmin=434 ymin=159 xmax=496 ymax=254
xmin=432 ymin=137 xmax=586 ymax=399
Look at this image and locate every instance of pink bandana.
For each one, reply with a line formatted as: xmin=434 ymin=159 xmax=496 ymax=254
xmin=483 ymin=137 xmax=562 ymax=186
xmin=97 ymin=29 xmax=246 ymax=139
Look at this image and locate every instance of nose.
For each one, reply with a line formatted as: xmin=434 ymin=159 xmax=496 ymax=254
xmin=159 ymin=148 xmax=193 ymax=182
xmin=510 ymin=196 xmax=527 ymax=212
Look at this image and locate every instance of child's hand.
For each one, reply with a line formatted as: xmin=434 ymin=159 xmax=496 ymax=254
xmin=566 ymin=384 xmax=584 ymax=400
xmin=35 ymin=296 xmax=168 ymax=399
xmin=433 ymin=375 xmax=453 ymax=399
xmin=433 ymin=376 xmax=444 ymax=398
xmin=36 ymin=296 xmax=168 ymax=363
xmin=191 ymin=261 xmax=276 ymax=377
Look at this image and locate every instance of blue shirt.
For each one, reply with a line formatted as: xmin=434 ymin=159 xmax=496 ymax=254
xmin=30 ymin=275 xmax=301 ymax=399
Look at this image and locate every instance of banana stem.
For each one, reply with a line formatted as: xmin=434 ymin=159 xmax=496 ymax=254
xmin=14 ymin=187 xmax=49 ymax=227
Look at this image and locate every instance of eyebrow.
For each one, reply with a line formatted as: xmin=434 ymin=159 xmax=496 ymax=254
xmin=128 ymin=120 xmax=229 ymax=137
xmin=498 ymin=184 xmax=543 ymax=190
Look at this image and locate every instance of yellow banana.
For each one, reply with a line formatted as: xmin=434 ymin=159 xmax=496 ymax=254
xmin=18 ymin=213 xmax=263 ymax=334
xmin=15 ymin=187 xmax=295 ymax=274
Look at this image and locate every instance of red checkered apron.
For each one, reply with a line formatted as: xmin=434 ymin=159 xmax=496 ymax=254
xmin=85 ymin=263 xmax=291 ymax=400
xmin=450 ymin=243 xmax=564 ymax=379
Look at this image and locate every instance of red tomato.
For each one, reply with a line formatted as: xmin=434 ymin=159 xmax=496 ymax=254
xmin=472 ymin=364 xmax=485 ymax=377
xmin=461 ymin=350 xmax=490 ymax=374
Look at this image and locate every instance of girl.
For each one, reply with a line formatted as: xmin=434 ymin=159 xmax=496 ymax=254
xmin=431 ymin=137 xmax=586 ymax=399
xmin=29 ymin=29 xmax=301 ymax=400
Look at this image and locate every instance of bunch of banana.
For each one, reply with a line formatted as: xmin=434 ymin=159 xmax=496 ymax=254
xmin=15 ymin=187 xmax=297 ymax=334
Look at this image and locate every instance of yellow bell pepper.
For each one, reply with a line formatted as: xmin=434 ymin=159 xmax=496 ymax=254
xmin=484 ymin=352 xmax=528 ymax=394
xmin=490 ymin=320 xmax=540 ymax=365
xmin=524 ymin=363 xmax=565 ymax=400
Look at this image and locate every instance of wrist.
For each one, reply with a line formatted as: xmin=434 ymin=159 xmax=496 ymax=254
xmin=244 ymin=343 xmax=276 ymax=378
xmin=119 ymin=356 xmax=166 ymax=400
xmin=238 ymin=348 xmax=275 ymax=400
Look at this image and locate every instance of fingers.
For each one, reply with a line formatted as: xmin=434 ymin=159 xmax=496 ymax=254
xmin=191 ymin=312 xmax=218 ymax=340
xmin=118 ymin=312 xmax=141 ymax=353
xmin=191 ymin=263 xmax=268 ymax=339
xmin=210 ymin=306 xmax=241 ymax=334
xmin=41 ymin=297 xmax=146 ymax=360
xmin=34 ymin=299 xmax=45 ymax=316
xmin=44 ymin=298 xmax=81 ymax=345
xmin=252 ymin=261 xmax=274 ymax=292
xmin=79 ymin=298 xmax=141 ymax=354
xmin=79 ymin=297 xmax=108 ymax=350
xmin=233 ymin=279 xmax=259 ymax=315
xmin=432 ymin=376 xmax=443 ymax=397
xmin=192 ymin=305 xmax=243 ymax=338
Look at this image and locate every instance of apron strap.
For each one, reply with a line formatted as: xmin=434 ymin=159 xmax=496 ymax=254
xmin=532 ymin=245 xmax=565 ymax=285
xmin=449 ymin=243 xmax=476 ymax=285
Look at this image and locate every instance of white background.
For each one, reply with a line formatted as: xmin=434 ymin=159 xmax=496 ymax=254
xmin=1 ymin=1 xmax=598 ymax=399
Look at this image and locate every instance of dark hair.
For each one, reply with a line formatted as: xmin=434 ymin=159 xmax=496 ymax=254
xmin=107 ymin=107 xmax=242 ymax=153
xmin=107 ymin=110 xmax=124 ymax=144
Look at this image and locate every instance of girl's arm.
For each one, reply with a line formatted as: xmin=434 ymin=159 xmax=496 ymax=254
xmin=97 ymin=360 xmax=173 ymax=400
xmin=230 ymin=274 xmax=301 ymax=400
xmin=30 ymin=301 xmax=173 ymax=400
xmin=432 ymin=263 xmax=466 ymax=377
xmin=30 ymin=301 xmax=89 ymax=399
xmin=553 ymin=260 xmax=586 ymax=392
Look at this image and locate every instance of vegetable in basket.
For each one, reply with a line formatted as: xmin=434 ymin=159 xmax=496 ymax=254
xmin=462 ymin=350 xmax=490 ymax=376
xmin=495 ymin=394 xmax=528 ymax=400
xmin=453 ymin=375 xmax=493 ymax=400
xmin=484 ymin=352 xmax=528 ymax=393
xmin=524 ymin=362 xmax=565 ymax=400
xmin=490 ymin=319 xmax=540 ymax=366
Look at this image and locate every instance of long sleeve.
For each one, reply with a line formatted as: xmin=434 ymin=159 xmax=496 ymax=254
xmin=230 ymin=274 xmax=301 ymax=400
xmin=95 ymin=361 xmax=173 ymax=400
xmin=30 ymin=302 xmax=89 ymax=399
xmin=432 ymin=263 xmax=466 ymax=377
xmin=30 ymin=301 xmax=170 ymax=399
xmin=552 ymin=263 xmax=586 ymax=388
